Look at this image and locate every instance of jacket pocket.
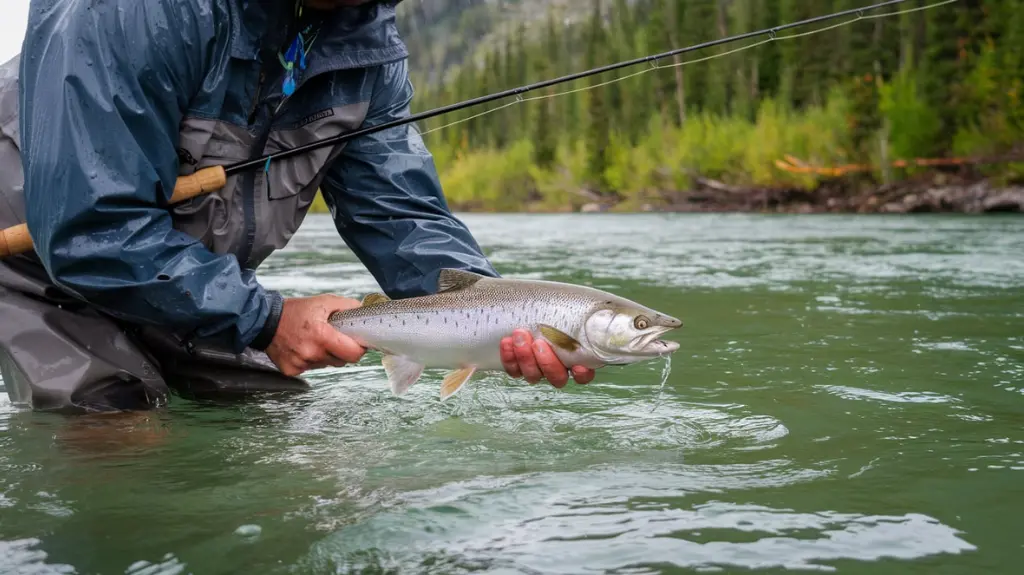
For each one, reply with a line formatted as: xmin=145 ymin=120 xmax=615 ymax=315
xmin=170 ymin=118 xmax=252 ymax=254
xmin=261 ymin=103 xmax=369 ymax=202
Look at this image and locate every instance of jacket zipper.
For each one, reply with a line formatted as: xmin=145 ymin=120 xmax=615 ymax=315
xmin=248 ymin=67 xmax=266 ymax=126
xmin=240 ymin=61 xmax=269 ymax=266
xmin=239 ymin=8 xmax=340 ymax=266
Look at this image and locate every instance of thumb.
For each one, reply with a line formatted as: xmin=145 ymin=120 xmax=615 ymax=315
xmin=318 ymin=322 xmax=365 ymax=364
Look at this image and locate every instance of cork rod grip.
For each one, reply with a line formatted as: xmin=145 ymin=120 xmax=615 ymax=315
xmin=0 ymin=223 xmax=32 ymax=258
xmin=0 ymin=166 xmax=228 ymax=258
xmin=169 ymin=165 xmax=228 ymax=204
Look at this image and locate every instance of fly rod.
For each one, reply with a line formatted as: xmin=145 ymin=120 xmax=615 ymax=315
xmin=1 ymin=0 xmax=908 ymax=258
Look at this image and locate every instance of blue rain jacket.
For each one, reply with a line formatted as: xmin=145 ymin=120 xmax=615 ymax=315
xmin=16 ymin=0 xmax=497 ymax=354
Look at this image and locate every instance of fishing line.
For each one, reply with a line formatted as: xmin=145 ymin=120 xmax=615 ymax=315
xmin=392 ymin=0 xmax=960 ymax=145
xmin=861 ymin=0 xmax=960 ymax=18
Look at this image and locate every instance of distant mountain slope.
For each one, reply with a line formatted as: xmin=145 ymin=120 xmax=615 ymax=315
xmin=396 ymin=0 xmax=594 ymax=85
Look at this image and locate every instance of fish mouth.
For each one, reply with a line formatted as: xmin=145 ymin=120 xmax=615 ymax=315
xmin=647 ymin=338 xmax=680 ymax=355
xmin=631 ymin=326 xmax=681 ymax=356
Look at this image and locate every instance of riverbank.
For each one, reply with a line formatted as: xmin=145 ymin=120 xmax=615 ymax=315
xmin=578 ymin=172 xmax=1024 ymax=214
xmin=309 ymin=171 xmax=1024 ymax=215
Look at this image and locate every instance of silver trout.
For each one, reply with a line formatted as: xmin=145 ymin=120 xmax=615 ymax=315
xmin=325 ymin=268 xmax=682 ymax=401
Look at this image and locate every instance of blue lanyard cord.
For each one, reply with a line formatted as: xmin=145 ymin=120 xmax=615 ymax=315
xmin=266 ymin=2 xmax=321 ymax=174
xmin=278 ymin=2 xmax=322 ymax=96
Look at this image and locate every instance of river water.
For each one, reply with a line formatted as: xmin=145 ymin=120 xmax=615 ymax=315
xmin=1 ymin=213 xmax=1022 ymax=574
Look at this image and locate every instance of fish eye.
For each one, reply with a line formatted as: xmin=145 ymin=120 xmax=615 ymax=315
xmin=634 ymin=316 xmax=650 ymax=330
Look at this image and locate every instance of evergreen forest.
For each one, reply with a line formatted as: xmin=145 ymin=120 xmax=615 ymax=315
xmin=333 ymin=0 xmax=1024 ymax=212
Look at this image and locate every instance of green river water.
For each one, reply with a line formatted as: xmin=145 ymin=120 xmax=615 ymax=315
xmin=1 ymin=213 xmax=1022 ymax=574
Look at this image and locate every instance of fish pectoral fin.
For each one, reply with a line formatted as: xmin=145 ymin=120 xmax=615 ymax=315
xmin=381 ymin=355 xmax=424 ymax=396
xmin=436 ymin=268 xmax=486 ymax=293
xmin=361 ymin=292 xmax=391 ymax=307
xmin=538 ymin=324 xmax=581 ymax=352
xmin=439 ymin=366 xmax=477 ymax=401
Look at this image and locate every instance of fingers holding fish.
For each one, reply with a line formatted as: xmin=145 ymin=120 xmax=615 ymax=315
xmin=303 ymin=357 xmax=349 ymax=372
xmin=266 ymin=294 xmax=367 ymax=376
xmin=503 ymin=329 xmax=587 ymax=389
xmin=288 ymin=332 xmax=363 ymax=373
xmin=296 ymin=323 xmax=364 ymax=373
xmin=533 ymin=339 xmax=594 ymax=387
xmin=511 ymin=329 xmax=545 ymax=385
xmin=570 ymin=365 xmax=596 ymax=385
xmin=318 ymin=323 xmax=366 ymax=365
xmin=500 ymin=337 xmax=523 ymax=379
xmin=531 ymin=337 xmax=572 ymax=388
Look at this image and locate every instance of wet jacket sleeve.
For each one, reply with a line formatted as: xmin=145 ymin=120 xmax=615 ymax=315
xmin=18 ymin=0 xmax=282 ymax=353
xmin=319 ymin=59 xmax=499 ymax=299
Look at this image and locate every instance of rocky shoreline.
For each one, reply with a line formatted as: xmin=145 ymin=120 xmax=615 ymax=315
xmin=577 ymin=173 xmax=1024 ymax=214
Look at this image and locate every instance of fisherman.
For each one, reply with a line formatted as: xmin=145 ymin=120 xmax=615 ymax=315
xmin=0 ymin=0 xmax=595 ymax=413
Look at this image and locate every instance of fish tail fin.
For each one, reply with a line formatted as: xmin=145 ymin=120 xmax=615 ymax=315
xmin=382 ymin=355 xmax=424 ymax=396
xmin=439 ymin=366 xmax=477 ymax=401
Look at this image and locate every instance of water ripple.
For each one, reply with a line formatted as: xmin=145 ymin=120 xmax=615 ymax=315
xmin=296 ymin=464 xmax=974 ymax=574
xmin=0 ymin=539 xmax=75 ymax=575
xmin=816 ymin=385 xmax=960 ymax=405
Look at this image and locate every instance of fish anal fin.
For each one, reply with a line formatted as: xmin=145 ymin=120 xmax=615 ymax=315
xmin=361 ymin=292 xmax=391 ymax=307
xmin=437 ymin=268 xmax=486 ymax=293
xmin=439 ymin=366 xmax=477 ymax=401
xmin=538 ymin=324 xmax=581 ymax=352
xmin=382 ymin=355 xmax=424 ymax=396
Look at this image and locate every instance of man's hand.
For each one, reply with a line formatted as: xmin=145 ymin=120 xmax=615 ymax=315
xmin=499 ymin=329 xmax=596 ymax=388
xmin=265 ymin=295 xmax=366 ymax=377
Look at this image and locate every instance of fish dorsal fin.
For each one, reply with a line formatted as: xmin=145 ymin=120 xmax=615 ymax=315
xmin=361 ymin=292 xmax=391 ymax=307
xmin=437 ymin=268 xmax=486 ymax=293
xmin=538 ymin=324 xmax=581 ymax=352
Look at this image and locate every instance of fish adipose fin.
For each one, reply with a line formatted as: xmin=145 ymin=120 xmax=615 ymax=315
xmin=361 ymin=293 xmax=391 ymax=307
xmin=439 ymin=366 xmax=477 ymax=401
xmin=436 ymin=268 xmax=486 ymax=293
xmin=538 ymin=324 xmax=581 ymax=352
xmin=382 ymin=355 xmax=424 ymax=396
